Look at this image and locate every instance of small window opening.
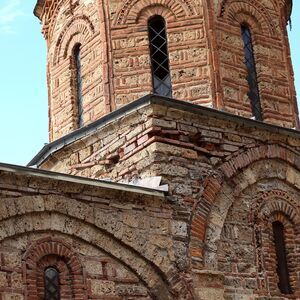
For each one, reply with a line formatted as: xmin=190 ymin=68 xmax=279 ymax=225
xmin=148 ymin=16 xmax=172 ymax=97
xmin=73 ymin=44 xmax=83 ymax=128
xmin=272 ymin=221 xmax=292 ymax=294
xmin=241 ymin=25 xmax=263 ymax=121
xmin=44 ymin=267 xmax=60 ymax=300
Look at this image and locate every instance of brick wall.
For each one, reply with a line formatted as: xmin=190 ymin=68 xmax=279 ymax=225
xmin=35 ymin=97 xmax=300 ymax=299
xmin=109 ymin=0 xmax=212 ymax=108
xmin=213 ymin=0 xmax=298 ymax=127
xmin=45 ymin=0 xmax=109 ymax=141
xmin=37 ymin=0 xmax=298 ymax=141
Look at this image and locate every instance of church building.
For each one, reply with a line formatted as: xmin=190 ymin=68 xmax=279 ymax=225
xmin=0 ymin=0 xmax=299 ymax=299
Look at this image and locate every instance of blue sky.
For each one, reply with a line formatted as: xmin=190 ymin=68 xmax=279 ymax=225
xmin=0 ymin=0 xmax=299 ymax=166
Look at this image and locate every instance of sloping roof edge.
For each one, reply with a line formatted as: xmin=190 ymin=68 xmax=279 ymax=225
xmin=0 ymin=162 xmax=165 ymax=197
xmin=28 ymin=94 xmax=300 ymax=168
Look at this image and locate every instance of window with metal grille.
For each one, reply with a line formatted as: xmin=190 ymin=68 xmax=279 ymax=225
xmin=73 ymin=44 xmax=83 ymax=127
xmin=44 ymin=267 xmax=60 ymax=300
xmin=272 ymin=221 xmax=292 ymax=294
xmin=148 ymin=16 xmax=172 ymax=97
xmin=241 ymin=25 xmax=263 ymax=121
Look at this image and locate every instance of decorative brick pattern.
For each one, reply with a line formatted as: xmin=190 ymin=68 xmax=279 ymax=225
xmin=0 ymin=167 xmax=202 ymax=299
xmin=23 ymin=238 xmax=86 ymax=299
xmin=13 ymin=0 xmax=300 ymax=298
xmin=45 ymin=0 xmax=108 ymax=141
xmin=213 ymin=181 xmax=300 ymax=298
xmin=214 ymin=0 xmax=298 ymax=127
xmin=53 ymin=15 xmax=95 ymax=66
xmin=250 ymin=190 xmax=300 ymax=297
xmin=34 ymin=99 xmax=300 ymax=298
xmin=114 ymin=0 xmax=198 ymax=25
xmin=201 ymin=150 xmax=300 ymax=268
xmin=36 ymin=0 xmax=298 ymax=142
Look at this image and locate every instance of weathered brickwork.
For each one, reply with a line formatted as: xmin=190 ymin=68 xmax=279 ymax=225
xmin=39 ymin=0 xmax=214 ymax=141
xmin=2 ymin=0 xmax=297 ymax=299
xmin=45 ymin=0 xmax=108 ymax=141
xmin=212 ymin=0 xmax=298 ymax=127
xmin=38 ymin=98 xmax=300 ymax=182
xmin=109 ymin=0 xmax=212 ymax=108
xmin=36 ymin=0 xmax=297 ymax=141
xmin=5 ymin=234 xmax=154 ymax=299
xmin=0 ymin=169 xmax=198 ymax=299
xmin=27 ymin=96 xmax=300 ymax=299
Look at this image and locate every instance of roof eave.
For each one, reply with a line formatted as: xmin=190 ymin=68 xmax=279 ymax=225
xmin=0 ymin=162 xmax=166 ymax=197
xmin=28 ymin=94 xmax=300 ymax=168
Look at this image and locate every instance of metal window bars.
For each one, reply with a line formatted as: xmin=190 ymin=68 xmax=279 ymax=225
xmin=44 ymin=267 xmax=60 ymax=300
xmin=148 ymin=16 xmax=172 ymax=97
xmin=241 ymin=25 xmax=263 ymax=121
xmin=74 ymin=44 xmax=84 ymax=128
xmin=272 ymin=221 xmax=292 ymax=295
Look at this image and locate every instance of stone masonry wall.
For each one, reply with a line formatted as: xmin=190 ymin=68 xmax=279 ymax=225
xmin=38 ymin=98 xmax=300 ymax=299
xmin=40 ymin=99 xmax=300 ymax=182
xmin=0 ymin=233 xmax=152 ymax=299
xmin=0 ymin=168 xmax=196 ymax=299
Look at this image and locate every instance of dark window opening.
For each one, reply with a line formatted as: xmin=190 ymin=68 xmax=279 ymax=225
xmin=241 ymin=25 xmax=263 ymax=121
xmin=272 ymin=221 xmax=292 ymax=294
xmin=148 ymin=16 xmax=172 ymax=97
xmin=44 ymin=267 xmax=60 ymax=300
xmin=73 ymin=44 xmax=83 ymax=128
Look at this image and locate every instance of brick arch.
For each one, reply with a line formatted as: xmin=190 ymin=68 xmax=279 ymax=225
xmin=53 ymin=15 xmax=95 ymax=65
xmin=202 ymin=162 xmax=300 ymax=270
xmin=218 ymin=0 xmax=277 ymax=36
xmin=23 ymin=238 xmax=85 ymax=299
xmin=136 ymin=5 xmax=176 ymax=25
xmin=253 ymin=190 xmax=300 ymax=228
xmin=252 ymin=196 xmax=300 ymax=296
xmin=189 ymin=144 xmax=300 ymax=269
xmin=115 ymin=0 xmax=198 ymax=25
xmin=0 ymin=212 xmax=194 ymax=300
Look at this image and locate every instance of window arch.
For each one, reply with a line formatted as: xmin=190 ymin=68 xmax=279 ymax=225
xmin=44 ymin=267 xmax=60 ymax=300
xmin=272 ymin=221 xmax=292 ymax=294
xmin=24 ymin=239 xmax=86 ymax=299
xmin=148 ymin=16 xmax=172 ymax=97
xmin=73 ymin=43 xmax=83 ymax=128
xmin=241 ymin=25 xmax=263 ymax=121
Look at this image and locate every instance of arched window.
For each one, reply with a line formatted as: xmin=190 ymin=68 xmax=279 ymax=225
xmin=44 ymin=267 xmax=60 ymax=300
xmin=148 ymin=16 xmax=172 ymax=97
xmin=272 ymin=221 xmax=292 ymax=294
xmin=73 ymin=44 xmax=83 ymax=128
xmin=241 ymin=25 xmax=262 ymax=121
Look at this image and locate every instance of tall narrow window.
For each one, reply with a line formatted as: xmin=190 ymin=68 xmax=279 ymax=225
xmin=73 ymin=44 xmax=83 ymax=128
xmin=241 ymin=25 xmax=263 ymax=121
xmin=44 ymin=267 xmax=60 ymax=300
xmin=148 ymin=16 xmax=172 ymax=97
xmin=272 ymin=221 xmax=292 ymax=294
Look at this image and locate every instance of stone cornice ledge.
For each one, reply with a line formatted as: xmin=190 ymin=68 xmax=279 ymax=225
xmin=0 ymin=162 xmax=165 ymax=197
xmin=28 ymin=94 xmax=300 ymax=168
